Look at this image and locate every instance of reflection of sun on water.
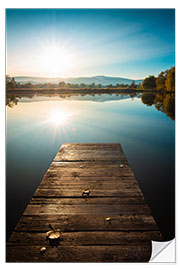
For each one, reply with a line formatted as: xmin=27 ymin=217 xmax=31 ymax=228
xmin=49 ymin=109 xmax=70 ymax=126
xmin=43 ymin=104 xmax=76 ymax=137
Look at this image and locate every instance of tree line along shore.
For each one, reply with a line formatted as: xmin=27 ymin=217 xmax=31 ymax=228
xmin=6 ymin=66 xmax=175 ymax=92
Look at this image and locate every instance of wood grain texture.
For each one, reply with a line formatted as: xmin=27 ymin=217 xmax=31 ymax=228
xmin=6 ymin=143 xmax=162 ymax=262
xmin=15 ymin=214 xmax=160 ymax=233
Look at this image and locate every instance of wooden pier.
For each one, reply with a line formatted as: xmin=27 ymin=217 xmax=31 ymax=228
xmin=7 ymin=143 xmax=162 ymax=262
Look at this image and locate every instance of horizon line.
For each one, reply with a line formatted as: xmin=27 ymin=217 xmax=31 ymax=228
xmin=7 ymin=74 xmax=143 ymax=80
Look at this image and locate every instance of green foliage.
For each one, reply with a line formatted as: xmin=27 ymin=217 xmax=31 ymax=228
xmin=80 ymin=83 xmax=86 ymax=88
xmin=107 ymin=84 xmax=113 ymax=88
xmin=142 ymin=76 xmax=156 ymax=90
xmin=59 ymin=81 xmax=66 ymax=88
xmin=143 ymin=67 xmax=175 ymax=92
xmin=136 ymin=83 xmax=142 ymax=90
xmin=23 ymin=83 xmax=34 ymax=88
xmin=129 ymin=81 xmax=137 ymax=88
xmin=155 ymin=71 xmax=167 ymax=91
xmin=89 ymin=83 xmax=95 ymax=88
xmin=5 ymin=76 xmax=141 ymax=90
xmin=6 ymin=75 xmax=17 ymax=90
xmin=165 ymin=67 xmax=175 ymax=91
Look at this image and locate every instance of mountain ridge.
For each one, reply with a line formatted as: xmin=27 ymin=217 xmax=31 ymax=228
xmin=14 ymin=75 xmax=142 ymax=86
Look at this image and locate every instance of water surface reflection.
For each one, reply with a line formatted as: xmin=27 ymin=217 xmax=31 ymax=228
xmin=141 ymin=92 xmax=175 ymax=120
xmin=6 ymin=93 xmax=175 ymax=241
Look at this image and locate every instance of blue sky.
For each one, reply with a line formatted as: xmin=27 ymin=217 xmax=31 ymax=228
xmin=6 ymin=9 xmax=175 ymax=79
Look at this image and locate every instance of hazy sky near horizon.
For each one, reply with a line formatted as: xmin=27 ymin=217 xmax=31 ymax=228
xmin=6 ymin=9 xmax=175 ymax=79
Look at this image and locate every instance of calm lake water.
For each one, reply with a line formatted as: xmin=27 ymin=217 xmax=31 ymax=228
xmin=6 ymin=93 xmax=175 ymax=241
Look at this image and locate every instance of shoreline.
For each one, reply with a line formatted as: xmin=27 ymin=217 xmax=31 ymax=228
xmin=6 ymin=88 xmax=150 ymax=95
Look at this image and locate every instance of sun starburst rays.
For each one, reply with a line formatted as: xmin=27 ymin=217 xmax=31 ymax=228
xmin=38 ymin=39 xmax=75 ymax=77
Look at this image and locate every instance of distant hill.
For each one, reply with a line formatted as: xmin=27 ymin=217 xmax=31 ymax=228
xmin=14 ymin=75 xmax=142 ymax=86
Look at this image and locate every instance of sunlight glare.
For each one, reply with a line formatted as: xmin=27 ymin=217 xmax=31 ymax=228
xmin=40 ymin=43 xmax=74 ymax=76
xmin=49 ymin=109 xmax=70 ymax=126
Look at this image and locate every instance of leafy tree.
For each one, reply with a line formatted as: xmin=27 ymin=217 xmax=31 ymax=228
xmin=89 ymin=83 xmax=95 ymax=88
xmin=80 ymin=83 xmax=86 ymax=88
xmin=66 ymin=83 xmax=71 ymax=88
xmin=6 ymin=75 xmax=17 ymax=90
xmin=156 ymin=71 xmax=167 ymax=91
xmin=136 ymin=83 xmax=142 ymax=90
xmin=142 ymin=76 xmax=156 ymax=90
xmin=59 ymin=81 xmax=66 ymax=88
xmin=16 ymin=82 xmax=21 ymax=88
xmin=129 ymin=81 xmax=136 ymax=88
xmin=23 ymin=83 xmax=33 ymax=88
xmin=165 ymin=67 xmax=175 ymax=91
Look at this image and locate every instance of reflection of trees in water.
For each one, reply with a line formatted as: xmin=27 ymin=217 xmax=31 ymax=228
xmin=163 ymin=94 xmax=175 ymax=120
xmin=141 ymin=92 xmax=175 ymax=120
xmin=141 ymin=92 xmax=156 ymax=106
xmin=129 ymin=92 xmax=137 ymax=100
xmin=6 ymin=96 xmax=19 ymax=108
xmin=7 ymin=92 xmax=175 ymax=120
xmin=154 ymin=93 xmax=164 ymax=112
xmin=6 ymin=94 xmax=35 ymax=108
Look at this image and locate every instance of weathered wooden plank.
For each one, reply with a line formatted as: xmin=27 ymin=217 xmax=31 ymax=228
xmin=46 ymin=167 xmax=131 ymax=176
xmin=60 ymin=149 xmax=123 ymax=154
xmin=24 ymin=204 xmax=151 ymax=215
xmin=38 ymin=182 xmax=140 ymax=190
xmin=41 ymin=178 xmax=137 ymax=189
xmin=6 ymin=245 xmax=151 ymax=262
xmin=38 ymin=180 xmax=140 ymax=188
xmin=7 ymin=143 xmax=162 ymax=262
xmin=55 ymin=154 xmax=127 ymax=162
xmin=30 ymin=196 xmax=146 ymax=205
xmin=54 ymin=145 xmax=128 ymax=162
xmin=15 ymin=214 xmax=159 ymax=233
xmin=34 ymin=188 xmax=143 ymax=197
xmin=43 ymin=173 xmax=135 ymax=178
xmin=7 ymin=231 xmax=162 ymax=246
xmin=48 ymin=163 xmax=132 ymax=171
xmin=51 ymin=161 xmax=125 ymax=167
xmin=60 ymin=143 xmax=122 ymax=150
xmin=43 ymin=171 xmax=134 ymax=179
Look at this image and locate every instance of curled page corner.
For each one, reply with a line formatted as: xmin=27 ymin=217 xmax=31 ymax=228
xmin=150 ymin=239 xmax=175 ymax=262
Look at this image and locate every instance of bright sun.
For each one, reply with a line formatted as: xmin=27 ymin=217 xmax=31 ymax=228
xmin=40 ymin=44 xmax=73 ymax=76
